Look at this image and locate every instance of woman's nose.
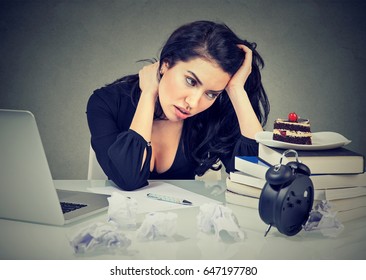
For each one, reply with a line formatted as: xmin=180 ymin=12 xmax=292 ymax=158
xmin=185 ymin=91 xmax=202 ymax=109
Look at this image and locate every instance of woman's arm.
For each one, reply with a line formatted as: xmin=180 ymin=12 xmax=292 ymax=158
xmin=87 ymin=62 xmax=160 ymax=191
xmin=225 ymin=45 xmax=263 ymax=139
xmin=129 ymin=62 xmax=160 ymax=141
xmin=86 ymin=89 xmax=152 ymax=191
xmin=129 ymin=62 xmax=160 ymax=170
xmin=87 ymin=63 xmax=160 ymax=190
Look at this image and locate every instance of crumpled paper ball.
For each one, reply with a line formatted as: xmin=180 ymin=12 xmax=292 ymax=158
xmin=303 ymin=200 xmax=344 ymax=237
xmin=136 ymin=212 xmax=178 ymax=240
xmin=69 ymin=222 xmax=131 ymax=254
xmin=107 ymin=192 xmax=138 ymax=228
xmin=197 ymin=203 xmax=245 ymax=242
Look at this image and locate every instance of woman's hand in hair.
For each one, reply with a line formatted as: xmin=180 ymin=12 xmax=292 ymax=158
xmin=224 ymin=45 xmax=262 ymax=138
xmin=138 ymin=62 xmax=160 ymax=98
xmin=225 ymin=45 xmax=252 ymax=94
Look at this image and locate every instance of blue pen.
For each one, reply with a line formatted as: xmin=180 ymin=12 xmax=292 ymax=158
xmin=147 ymin=193 xmax=192 ymax=205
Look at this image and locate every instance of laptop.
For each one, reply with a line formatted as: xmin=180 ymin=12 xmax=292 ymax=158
xmin=0 ymin=109 xmax=110 ymax=225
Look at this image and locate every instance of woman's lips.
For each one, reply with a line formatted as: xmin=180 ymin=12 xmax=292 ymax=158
xmin=174 ymin=105 xmax=191 ymax=120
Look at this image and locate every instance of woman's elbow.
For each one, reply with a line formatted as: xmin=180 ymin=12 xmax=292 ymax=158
xmin=110 ymin=174 xmax=148 ymax=191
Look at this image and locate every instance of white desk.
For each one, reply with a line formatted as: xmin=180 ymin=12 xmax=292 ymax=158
xmin=1 ymin=179 xmax=366 ymax=260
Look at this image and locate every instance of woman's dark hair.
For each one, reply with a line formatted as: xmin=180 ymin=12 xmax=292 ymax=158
xmin=110 ymin=20 xmax=270 ymax=176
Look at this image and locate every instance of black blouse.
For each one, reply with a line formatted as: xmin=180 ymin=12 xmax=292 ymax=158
xmin=86 ymin=81 xmax=259 ymax=190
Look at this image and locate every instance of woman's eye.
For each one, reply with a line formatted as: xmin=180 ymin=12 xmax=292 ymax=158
xmin=205 ymin=92 xmax=219 ymax=100
xmin=186 ymin=77 xmax=197 ymax=87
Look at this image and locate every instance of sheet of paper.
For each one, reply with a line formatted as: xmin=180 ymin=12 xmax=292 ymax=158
xmin=87 ymin=181 xmax=221 ymax=213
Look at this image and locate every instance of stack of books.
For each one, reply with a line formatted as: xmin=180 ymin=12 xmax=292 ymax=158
xmin=225 ymin=143 xmax=366 ymax=223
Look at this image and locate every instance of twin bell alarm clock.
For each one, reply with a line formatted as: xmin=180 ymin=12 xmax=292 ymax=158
xmin=258 ymin=149 xmax=314 ymax=236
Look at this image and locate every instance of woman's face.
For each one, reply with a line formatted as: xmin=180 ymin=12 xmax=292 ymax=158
xmin=158 ymin=58 xmax=231 ymax=122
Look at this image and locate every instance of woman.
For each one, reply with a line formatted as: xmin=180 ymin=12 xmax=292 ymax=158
xmin=86 ymin=20 xmax=270 ymax=190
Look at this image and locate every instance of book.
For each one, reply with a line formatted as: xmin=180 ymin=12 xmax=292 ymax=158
xmin=258 ymin=143 xmax=365 ymax=175
xmin=336 ymin=207 xmax=366 ymax=223
xmin=308 ymin=173 xmax=366 ymax=189
xmin=229 ymin=171 xmax=266 ymax=189
xmin=234 ymin=156 xmax=366 ymax=190
xmin=225 ymin=190 xmax=259 ymax=209
xmin=228 ymin=173 xmax=325 ymax=201
xmin=226 ymin=177 xmax=262 ymax=198
xmin=229 ymin=172 xmax=366 ymax=201
xmin=315 ymin=195 xmax=366 ymax=212
xmin=234 ymin=156 xmax=268 ymax=179
xmin=311 ymin=186 xmax=366 ymax=201
xmin=226 ymin=184 xmax=366 ymax=222
xmin=324 ymin=186 xmax=366 ymax=200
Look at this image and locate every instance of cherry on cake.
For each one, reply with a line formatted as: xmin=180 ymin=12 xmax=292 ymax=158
xmin=273 ymin=112 xmax=312 ymax=145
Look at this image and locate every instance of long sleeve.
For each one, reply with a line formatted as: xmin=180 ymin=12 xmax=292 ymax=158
xmin=86 ymin=83 xmax=151 ymax=190
xmin=221 ymin=135 xmax=259 ymax=174
xmin=107 ymin=129 xmax=151 ymax=190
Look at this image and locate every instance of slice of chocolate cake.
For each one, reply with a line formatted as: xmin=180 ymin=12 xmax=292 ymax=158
xmin=273 ymin=112 xmax=312 ymax=145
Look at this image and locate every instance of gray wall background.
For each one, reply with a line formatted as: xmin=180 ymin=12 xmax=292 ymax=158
xmin=1 ymin=0 xmax=365 ymax=179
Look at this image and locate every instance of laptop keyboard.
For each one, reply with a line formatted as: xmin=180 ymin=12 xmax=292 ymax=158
xmin=60 ymin=202 xmax=87 ymax=214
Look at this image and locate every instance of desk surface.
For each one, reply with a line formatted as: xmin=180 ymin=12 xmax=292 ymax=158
xmin=1 ymin=179 xmax=366 ymax=260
